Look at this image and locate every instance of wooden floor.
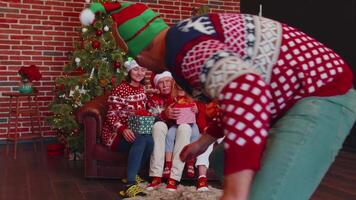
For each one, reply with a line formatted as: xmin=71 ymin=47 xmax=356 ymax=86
xmin=0 ymin=143 xmax=355 ymax=200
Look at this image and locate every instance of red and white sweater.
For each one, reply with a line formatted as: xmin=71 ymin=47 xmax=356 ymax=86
xmin=101 ymin=81 xmax=147 ymax=149
xmin=165 ymin=13 xmax=354 ymax=175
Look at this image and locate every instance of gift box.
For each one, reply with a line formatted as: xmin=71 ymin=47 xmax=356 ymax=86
xmin=47 ymin=143 xmax=65 ymax=157
xmin=174 ymin=103 xmax=196 ymax=124
xmin=128 ymin=110 xmax=156 ymax=134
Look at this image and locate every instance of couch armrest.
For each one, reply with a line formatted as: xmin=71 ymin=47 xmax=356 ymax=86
xmin=76 ymin=94 xmax=109 ymax=136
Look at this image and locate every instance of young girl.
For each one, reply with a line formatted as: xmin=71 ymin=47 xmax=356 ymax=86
xmin=163 ymin=82 xmax=206 ymax=191
xmin=101 ymin=58 xmax=153 ymax=198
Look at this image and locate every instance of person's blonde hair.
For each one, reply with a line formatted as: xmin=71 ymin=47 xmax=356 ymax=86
xmin=171 ymin=82 xmax=194 ymax=104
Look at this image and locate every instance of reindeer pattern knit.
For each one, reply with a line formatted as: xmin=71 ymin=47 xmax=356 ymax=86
xmin=101 ymin=81 xmax=147 ymax=150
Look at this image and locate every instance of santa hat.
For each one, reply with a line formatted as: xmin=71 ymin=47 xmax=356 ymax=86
xmin=80 ymin=2 xmax=168 ymax=57
xmin=124 ymin=57 xmax=140 ymax=72
xmin=154 ymin=71 xmax=172 ymax=86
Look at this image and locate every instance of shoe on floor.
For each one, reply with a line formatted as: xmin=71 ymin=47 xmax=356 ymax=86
xmin=166 ymin=178 xmax=177 ymax=192
xmin=196 ymin=176 xmax=209 ymax=192
xmin=119 ymin=184 xmax=147 ymax=198
xmin=146 ymin=177 xmax=162 ymax=191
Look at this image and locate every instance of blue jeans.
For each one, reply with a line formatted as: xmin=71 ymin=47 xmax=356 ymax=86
xmin=117 ymin=134 xmax=154 ymax=184
xmin=211 ymin=89 xmax=356 ymax=200
xmin=165 ymin=123 xmax=200 ymax=152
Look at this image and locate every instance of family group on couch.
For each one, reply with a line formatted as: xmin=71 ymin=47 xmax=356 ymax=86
xmin=101 ymin=58 xmax=222 ymax=198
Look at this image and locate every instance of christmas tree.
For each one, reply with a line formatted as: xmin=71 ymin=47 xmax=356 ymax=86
xmin=47 ymin=0 xmax=126 ymax=155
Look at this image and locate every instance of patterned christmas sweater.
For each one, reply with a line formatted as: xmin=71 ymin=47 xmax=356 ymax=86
xmin=101 ymin=81 xmax=147 ymax=150
xmin=164 ymin=13 xmax=354 ymax=175
xmin=147 ymin=93 xmax=173 ymax=123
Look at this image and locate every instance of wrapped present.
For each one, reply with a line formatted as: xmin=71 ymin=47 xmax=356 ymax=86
xmin=128 ymin=110 xmax=156 ymax=134
xmin=174 ymin=103 xmax=196 ymax=124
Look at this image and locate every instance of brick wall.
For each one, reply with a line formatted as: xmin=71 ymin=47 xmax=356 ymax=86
xmin=0 ymin=0 xmax=240 ymax=139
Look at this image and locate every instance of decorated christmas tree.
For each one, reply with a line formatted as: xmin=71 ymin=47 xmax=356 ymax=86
xmin=47 ymin=0 xmax=126 ymax=155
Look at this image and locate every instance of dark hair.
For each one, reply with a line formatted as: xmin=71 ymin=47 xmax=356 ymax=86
xmin=125 ymin=70 xmax=146 ymax=85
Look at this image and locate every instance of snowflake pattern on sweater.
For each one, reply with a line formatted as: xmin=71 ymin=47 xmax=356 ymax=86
xmin=101 ymin=81 xmax=147 ymax=149
xmin=165 ymin=13 xmax=353 ymax=174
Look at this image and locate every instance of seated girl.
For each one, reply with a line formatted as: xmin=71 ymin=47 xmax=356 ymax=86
xmin=101 ymin=58 xmax=153 ymax=198
xmin=163 ymin=82 xmax=207 ymax=191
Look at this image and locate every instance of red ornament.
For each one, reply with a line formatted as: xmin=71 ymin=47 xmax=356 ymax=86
xmin=92 ymin=40 xmax=100 ymax=49
xmin=113 ymin=60 xmax=121 ymax=69
xmin=135 ymin=109 xmax=152 ymax=116
xmin=111 ymin=76 xmax=116 ymax=85
xmin=96 ymin=29 xmax=103 ymax=36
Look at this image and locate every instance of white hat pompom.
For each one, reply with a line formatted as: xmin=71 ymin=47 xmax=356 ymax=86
xmin=80 ymin=8 xmax=95 ymax=26
xmin=124 ymin=59 xmax=140 ymax=72
xmin=154 ymin=71 xmax=172 ymax=86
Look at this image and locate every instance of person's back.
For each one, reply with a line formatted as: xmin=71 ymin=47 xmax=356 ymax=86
xmin=165 ymin=13 xmax=353 ymax=119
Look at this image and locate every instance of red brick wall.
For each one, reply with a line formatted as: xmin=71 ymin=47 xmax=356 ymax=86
xmin=0 ymin=0 xmax=240 ymax=139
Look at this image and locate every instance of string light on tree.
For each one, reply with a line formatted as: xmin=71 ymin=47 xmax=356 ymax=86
xmin=82 ymin=27 xmax=88 ymax=33
xmin=103 ymin=25 xmax=109 ymax=32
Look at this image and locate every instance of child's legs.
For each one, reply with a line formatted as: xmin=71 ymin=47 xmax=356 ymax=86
xmin=165 ymin=125 xmax=178 ymax=154
xmin=196 ymin=142 xmax=214 ymax=169
xmin=149 ymin=121 xmax=168 ymax=177
xmin=126 ymin=134 xmax=148 ymax=184
xmin=190 ymin=123 xmax=200 ymax=143
xmin=170 ymin=123 xmax=192 ymax=181
xmin=250 ymin=90 xmax=356 ymax=200
xmin=196 ymin=137 xmax=224 ymax=169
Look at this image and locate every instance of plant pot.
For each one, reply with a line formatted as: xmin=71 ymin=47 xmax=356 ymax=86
xmin=18 ymin=80 xmax=33 ymax=94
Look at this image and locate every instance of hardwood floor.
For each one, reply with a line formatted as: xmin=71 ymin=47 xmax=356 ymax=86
xmin=0 ymin=143 xmax=355 ymax=200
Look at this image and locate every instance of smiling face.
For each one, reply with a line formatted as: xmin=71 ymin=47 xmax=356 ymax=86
xmin=156 ymin=77 xmax=173 ymax=95
xmin=129 ymin=66 xmax=147 ymax=84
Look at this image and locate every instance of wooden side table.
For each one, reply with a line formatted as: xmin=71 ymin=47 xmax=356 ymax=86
xmin=3 ymin=92 xmax=43 ymax=159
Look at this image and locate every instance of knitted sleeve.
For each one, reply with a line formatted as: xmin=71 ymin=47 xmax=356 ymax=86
xmin=106 ymin=85 xmax=129 ymax=134
xmin=219 ymin=73 xmax=271 ymax=174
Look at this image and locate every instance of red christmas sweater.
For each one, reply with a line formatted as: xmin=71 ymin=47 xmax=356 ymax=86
xmin=165 ymin=13 xmax=354 ymax=175
xmin=147 ymin=93 xmax=173 ymax=123
xmin=101 ymin=81 xmax=147 ymax=149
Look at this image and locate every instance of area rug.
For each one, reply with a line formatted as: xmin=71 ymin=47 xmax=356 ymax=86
xmin=124 ymin=182 xmax=223 ymax=200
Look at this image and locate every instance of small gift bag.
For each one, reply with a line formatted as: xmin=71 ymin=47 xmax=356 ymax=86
xmin=174 ymin=103 xmax=196 ymax=125
xmin=128 ymin=110 xmax=156 ymax=134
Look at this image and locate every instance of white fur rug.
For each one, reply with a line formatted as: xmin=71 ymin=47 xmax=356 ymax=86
xmin=124 ymin=182 xmax=223 ymax=200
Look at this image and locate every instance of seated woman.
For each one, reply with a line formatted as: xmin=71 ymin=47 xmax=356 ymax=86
xmin=101 ymin=58 xmax=153 ymax=198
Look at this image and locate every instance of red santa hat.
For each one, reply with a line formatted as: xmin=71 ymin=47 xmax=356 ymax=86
xmin=154 ymin=71 xmax=172 ymax=86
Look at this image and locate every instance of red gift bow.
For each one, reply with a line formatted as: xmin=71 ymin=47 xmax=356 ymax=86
xmin=135 ymin=109 xmax=152 ymax=116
